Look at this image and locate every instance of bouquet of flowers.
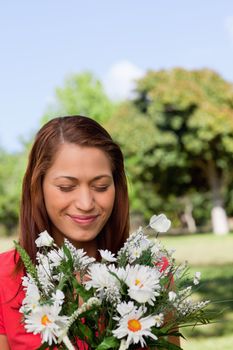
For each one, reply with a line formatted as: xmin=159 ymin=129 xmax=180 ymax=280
xmin=15 ymin=214 xmax=213 ymax=350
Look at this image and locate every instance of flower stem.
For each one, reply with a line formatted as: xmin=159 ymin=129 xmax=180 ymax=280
xmin=62 ymin=335 xmax=76 ymax=350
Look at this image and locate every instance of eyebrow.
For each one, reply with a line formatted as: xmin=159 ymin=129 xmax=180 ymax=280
xmin=54 ymin=175 xmax=113 ymax=181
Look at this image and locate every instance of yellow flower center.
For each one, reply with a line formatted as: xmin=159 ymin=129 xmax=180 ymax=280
xmin=41 ymin=314 xmax=51 ymax=326
xmin=135 ymin=279 xmax=143 ymax=288
xmin=128 ymin=319 xmax=142 ymax=332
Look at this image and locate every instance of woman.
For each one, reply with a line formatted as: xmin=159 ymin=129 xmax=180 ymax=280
xmin=0 ymin=115 xmax=129 ymax=349
xmin=0 ymin=115 xmax=180 ymax=349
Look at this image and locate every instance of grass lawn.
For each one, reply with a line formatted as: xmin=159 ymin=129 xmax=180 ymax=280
xmin=1 ymin=233 xmax=233 ymax=349
xmin=160 ymin=233 xmax=233 ymax=350
xmin=160 ymin=233 xmax=233 ymax=265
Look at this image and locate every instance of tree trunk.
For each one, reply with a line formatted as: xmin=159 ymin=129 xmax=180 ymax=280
xmin=184 ymin=201 xmax=197 ymax=233
xmin=180 ymin=199 xmax=197 ymax=233
xmin=207 ymin=159 xmax=229 ymax=235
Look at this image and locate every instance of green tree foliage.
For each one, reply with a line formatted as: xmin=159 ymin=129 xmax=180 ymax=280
xmin=0 ymin=72 xmax=116 ymax=236
xmin=42 ymin=72 xmax=116 ymax=124
xmin=106 ymin=102 xmax=192 ymax=227
xmin=0 ymin=149 xmax=27 ymax=235
xmin=2 ymin=68 xmax=232 ymax=235
xmin=117 ymin=68 xmax=233 ymax=232
xmin=106 ymin=103 xmax=159 ymax=220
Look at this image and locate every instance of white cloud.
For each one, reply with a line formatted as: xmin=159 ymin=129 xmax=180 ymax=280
xmin=224 ymin=16 xmax=233 ymax=41
xmin=103 ymin=60 xmax=144 ymax=101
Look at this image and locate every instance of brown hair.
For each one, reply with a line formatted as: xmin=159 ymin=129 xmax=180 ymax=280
xmin=19 ymin=115 xmax=129 ymax=263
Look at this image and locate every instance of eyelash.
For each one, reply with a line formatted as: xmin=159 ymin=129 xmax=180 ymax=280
xmin=94 ymin=186 xmax=109 ymax=192
xmin=58 ymin=186 xmax=75 ymax=192
xmin=57 ymin=186 xmax=109 ymax=193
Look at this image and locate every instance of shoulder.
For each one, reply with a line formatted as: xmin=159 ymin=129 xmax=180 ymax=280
xmin=0 ymin=250 xmax=18 ymax=278
xmin=0 ymin=249 xmax=18 ymax=264
xmin=0 ymin=250 xmax=22 ymax=300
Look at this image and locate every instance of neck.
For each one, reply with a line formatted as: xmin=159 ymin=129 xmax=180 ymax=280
xmin=71 ymin=239 xmax=98 ymax=258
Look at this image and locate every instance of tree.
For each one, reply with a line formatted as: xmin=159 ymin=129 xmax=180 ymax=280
xmin=0 ymin=149 xmax=27 ymax=235
xmin=42 ymin=72 xmax=116 ymax=125
xmin=132 ymin=68 xmax=233 ymax=234
xmin=107 ymin=102 xmax=202 ymax=230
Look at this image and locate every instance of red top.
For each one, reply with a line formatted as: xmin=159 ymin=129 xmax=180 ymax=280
xmin=0 ymin=250 xmax=87 ymax=350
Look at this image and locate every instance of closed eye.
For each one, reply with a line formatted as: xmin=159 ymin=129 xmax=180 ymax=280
xmin=94 ymin=186 xmax=109 ymax=192
xmin=58 ymin=186 xmax=75 ymax=192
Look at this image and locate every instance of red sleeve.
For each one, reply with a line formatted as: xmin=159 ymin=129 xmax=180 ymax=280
xmin=0 ymin=285 xmax=6 ymax=334
xmin=0 ymin=250 xmax=17 ymax=335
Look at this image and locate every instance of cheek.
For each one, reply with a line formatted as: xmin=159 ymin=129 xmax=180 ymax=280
xmin=46 ymin=196 xmax=69 ymax=214
xmin=105 ymin=187 xmax=115 ymax=214
xmin=43 ymin=187 xmax=65 ymax=214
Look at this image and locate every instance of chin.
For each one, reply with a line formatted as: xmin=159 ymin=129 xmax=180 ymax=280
xmin=68 ymin=233 xmax=98 ymax=243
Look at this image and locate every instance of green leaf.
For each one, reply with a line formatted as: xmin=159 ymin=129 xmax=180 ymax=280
xmin=14 ymin=241 xmax=38 ymax=281
xmin=168 ymin=331 xmax=186 ymax=340
xmin=62 ymin=244 xmax=73 ymax=265
xmin=72 ymin=278 xmax=93 ymax=301
xmin=95 ymin=336 xmax=119 ymax=350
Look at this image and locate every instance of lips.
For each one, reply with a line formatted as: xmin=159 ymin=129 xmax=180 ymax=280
xmin=68 ymin=214 xmax=99 ymax=225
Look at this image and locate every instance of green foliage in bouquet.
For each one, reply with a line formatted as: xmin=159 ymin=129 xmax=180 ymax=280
xmin=15 ymin=214 xmax=215 ymax=350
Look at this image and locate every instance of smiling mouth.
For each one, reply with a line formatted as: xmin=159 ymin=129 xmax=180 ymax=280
xmin=68 ymin=214 xmax=99 ymax=225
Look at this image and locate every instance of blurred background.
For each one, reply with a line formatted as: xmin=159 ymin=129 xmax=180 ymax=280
xmin=0 ymin=1 xmax=233 ymax=349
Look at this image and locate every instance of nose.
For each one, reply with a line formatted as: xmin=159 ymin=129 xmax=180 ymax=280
xmin=74 ymin=187 xmax=95 ymax=212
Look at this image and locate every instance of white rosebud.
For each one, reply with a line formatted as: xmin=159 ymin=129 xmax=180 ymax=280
xmin=193 ymin=271 xmax=201 ymax=285
xmin=35 ymin=230 xmax=54 ymax=247
xmin=168 ymin=291 xmax=177 ymax=302
xmin=149 ymin=214 xmax=171 ymax=232
xmin=99 ymin=249 xmax=117 ymax=262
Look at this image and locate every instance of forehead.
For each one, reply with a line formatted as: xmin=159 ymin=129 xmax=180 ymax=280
xmin=46 ymin=143 xmax=112 ymax=177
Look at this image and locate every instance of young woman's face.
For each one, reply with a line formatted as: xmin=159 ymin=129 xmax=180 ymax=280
xmin=42 ymin=143 xmax=115 ymax=255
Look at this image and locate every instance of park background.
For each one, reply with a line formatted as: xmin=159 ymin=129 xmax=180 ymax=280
xmin=0 ymin=1 xmax=233 ymax=349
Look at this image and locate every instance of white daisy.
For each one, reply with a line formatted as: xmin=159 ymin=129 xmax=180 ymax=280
xmin=125 ymin=265 xmax=161 ymax=305
xmin=85 ymin=263 xmax=120 ymax=291
xmin=85 ymin=264 xmax=121 ymax=303
xmin=51 ymin=290 xmax=65 ymax=307
xmin=20 ymin=275 xmax=40 ymax=313
xmin=46 ymin=248 xmax=66 ymax=281
xmin=99 ymin=249 xmax=117 ymax=262
xmin=154 ymin=313 xmax=164 ymax=327
xmin=35 ymin=231 xmax=54 ymax=247
xmin=36 ymin=253 xmax=52 ymax=274
xmin=113 ymin=304 xmax=157 ymax=348
xmin=115 ymin=301 xmax=137 ymax=319
xmin=24 ymin=304 xmax=69 ymax=345
xmin=118 ymin=227 xmax=144 ymax=259
xmin=127 ymin=235 xmax=151 ymax=263
xmin=115 ymin=266 xmax=128 ymax=281
xmin=48 ymin=248 xmax=65 ymax=267
xmin=127 ymin=246 xmax=142 ymax=262
xmin=36 ymin=255 xmax=54 ymax=293
xmin=64 ymin=240 xmax=95 ymax=272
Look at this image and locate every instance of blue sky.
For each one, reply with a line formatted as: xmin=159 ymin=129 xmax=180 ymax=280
xmin=1 ymin=0 xmax=233 ymax=152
